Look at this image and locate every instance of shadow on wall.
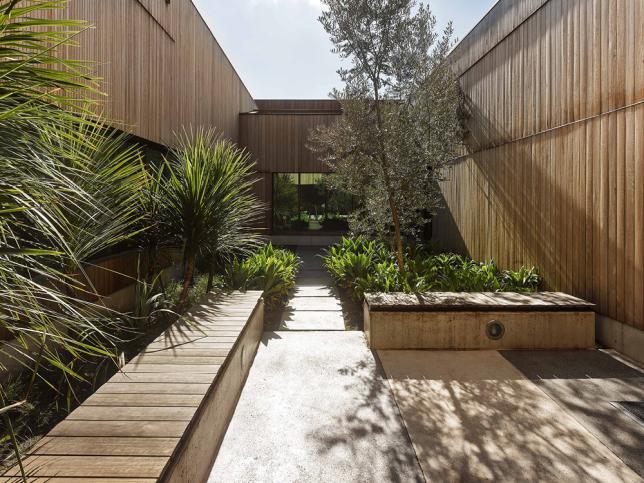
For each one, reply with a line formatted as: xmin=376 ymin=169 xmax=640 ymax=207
xmin=437 ymin=6 xmax=643 ymax=326
xmin=432 ymin=191 xmax=471 ymax=258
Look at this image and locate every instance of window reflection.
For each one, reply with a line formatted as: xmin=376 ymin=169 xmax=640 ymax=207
xmin=272 ymin=173 xmax=352 ymax=232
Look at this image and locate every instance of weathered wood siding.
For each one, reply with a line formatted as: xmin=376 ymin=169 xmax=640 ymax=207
xmin=53 ymin=0 xmax=256 ymax=145
xmin=253 ymin=99 xmax=342 ymax=112
xmin=433 ymin=0 xmax=644 ymax=332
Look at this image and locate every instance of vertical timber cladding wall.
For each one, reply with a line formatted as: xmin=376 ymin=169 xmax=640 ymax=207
xmin=239 ymin=100 xmax=343 ymax=229
xmin=433 ymin=0 xmax=644 ymax=334
xmin=56 ymin=0 xmax=256 ymax=145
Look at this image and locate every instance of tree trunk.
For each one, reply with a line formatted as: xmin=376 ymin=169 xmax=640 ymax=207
xmin=206 ymin=263 xmax=215 ymax=293
xmin=388 ymin=197 xmax=405 ymax=271
xmin=178 ymin=256 xmax=195 ymax=307
xmin=371 ymin=80 xmax=405 ymax=272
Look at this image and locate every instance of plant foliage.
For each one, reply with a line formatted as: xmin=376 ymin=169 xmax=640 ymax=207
xmin=0 ymin=2 xmax=151 ymax=471
xmin=0 ymin=0 xmax=144 ymax=385
xmin=324 ymin=237 xmax=541 ymax=299
xmin=163 ymin=128 xmax=263 ymax=307
xmin=311 ymin=0 xmax=463 ymax=270
xmin=223 ymin=244 xmax=301 ymax=307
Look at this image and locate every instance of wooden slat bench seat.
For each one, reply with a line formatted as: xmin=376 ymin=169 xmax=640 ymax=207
xmin=364 ymin=291 xmax=596 ymax=350
xmin=1 ymin=291 xmax=264 ymax=483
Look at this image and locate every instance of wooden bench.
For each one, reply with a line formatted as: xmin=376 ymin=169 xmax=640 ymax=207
xmin=1 ymin=291 xmax=264 ymax=483
xmin=364 ymin=292 xmax=596 ymax=350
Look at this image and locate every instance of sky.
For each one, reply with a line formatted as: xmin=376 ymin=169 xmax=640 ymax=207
xmin=192 ymin=0 xmax=498 ymax=99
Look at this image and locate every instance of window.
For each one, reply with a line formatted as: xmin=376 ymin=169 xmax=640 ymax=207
xmin=272 ymin=173 xmax=353 ymax=232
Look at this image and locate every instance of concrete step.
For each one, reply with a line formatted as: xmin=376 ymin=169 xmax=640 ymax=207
xmin=278 ymin=311 xmax=345 ymax=331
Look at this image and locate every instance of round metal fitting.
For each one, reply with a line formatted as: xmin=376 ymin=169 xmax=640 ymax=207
xmin=486 ymin=320 xmax=505 ymax=340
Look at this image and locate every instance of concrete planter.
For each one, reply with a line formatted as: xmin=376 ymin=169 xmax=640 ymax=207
xmin=364 ymin=292 xmax=596 ymax=350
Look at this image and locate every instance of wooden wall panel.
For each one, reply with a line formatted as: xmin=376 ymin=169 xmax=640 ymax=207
xmin=240 ymin=110 xmax=341 ymax=230
xmin=460 ymin=0 xmax=643 ymax=153
xmin=239 ymin=113 xmax=341 ymax=173
xmin=52 ymin=0 xmax=255 ymax=146
xmin=450 ymin=0 xmax=548 ymax=76
xmin=434 ymin=0 xmax=644 ymax=332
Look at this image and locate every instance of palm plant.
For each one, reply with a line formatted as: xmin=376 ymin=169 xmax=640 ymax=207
xmin=1 ymin=1 xmax=146 ymax=467
xmin=136 ymin=162 xmax=172 ymax=283
xmin=31 ymin=116 xmax=146 ymax=268
xmin=0 ymin=0 xmax=122 ymax=377
xmin=163 ymin=129 xmax=263 ymax=307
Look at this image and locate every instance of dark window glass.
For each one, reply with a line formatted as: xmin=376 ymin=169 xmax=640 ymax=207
xmin=272 ymin=173 xmax=352 ymax=232
xmin=273 ymin=174 xmax=299 ymax=231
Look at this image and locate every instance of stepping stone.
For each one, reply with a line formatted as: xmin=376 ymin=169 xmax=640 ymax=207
xmin=278 ymin=311 xmax=345 ymax=330
xmin=293 ymin=285 xmax=336 ymax=297
xmin=298 ymin=272 xmax=328 ymax=280
xmin=288 ymin=296 xmax=342 ymax=311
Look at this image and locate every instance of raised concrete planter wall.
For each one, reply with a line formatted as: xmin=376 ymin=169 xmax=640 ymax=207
xmin=364 ymin=292 xmax=595 ymax=350
xmin=597 ymin=313 xmax=644 ymax=366
xmin=163 ymin=294 xmax=264 ymax=483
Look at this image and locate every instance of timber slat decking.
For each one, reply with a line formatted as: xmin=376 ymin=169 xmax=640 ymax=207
xmin=84 ymin=393 xmax=204 ymax=407
xmin=1 ymin=291 xmax=264 ymax=483
xmin=67 ymin=406 xmax=197 ymax=421
xmin=33 ymin=436 xmax=179 ymax=456
xmin=96 ymin=383 xmax=212 ymax=394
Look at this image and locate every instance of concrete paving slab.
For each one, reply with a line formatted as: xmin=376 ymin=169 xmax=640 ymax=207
xmin=378 ymin=350 xmax=641 ymax=482
xmin=296 ymin=277 xmax=334 ymax=288
xmin=278 ymin=311 xmax=345 ymax=331
xmin=293 ymin=285 xmax=336 ymax=297
xmin=209 ymin=332 xmax=423 ymax=483
xmin=501 ymin=350 xmax=644 ymax=477
xmin=287 ymin=296 xmax=342 ymax=311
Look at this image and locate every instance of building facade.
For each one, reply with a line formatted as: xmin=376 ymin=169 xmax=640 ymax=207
xmin=240 ymin=100 xmax=345 ymax=243
xmin=55 ymin=1 xmax=342 ymax=241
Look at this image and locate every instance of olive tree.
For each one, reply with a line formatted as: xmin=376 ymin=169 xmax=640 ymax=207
xmin=310 ymin=0 xmax=462 ymax=270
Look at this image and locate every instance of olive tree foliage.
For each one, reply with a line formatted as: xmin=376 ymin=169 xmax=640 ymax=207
xmin=310 ymin=0 xmax=463 ymax=270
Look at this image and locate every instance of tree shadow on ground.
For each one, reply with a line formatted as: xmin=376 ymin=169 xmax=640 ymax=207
xmin=379 ymin=350 xmax=641 ymax=482
xmin=308 ymin=351 xmax=424 ymax=483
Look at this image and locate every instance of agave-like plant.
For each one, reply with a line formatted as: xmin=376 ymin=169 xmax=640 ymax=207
xmin=164 ymin=129 xmax=263 ymax=307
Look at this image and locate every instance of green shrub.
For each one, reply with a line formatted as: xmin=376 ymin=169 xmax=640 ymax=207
xmin=163 ymin=274 xmax=211 ymax=310
xmin=224 ymin=244 xmax=301 ymax=307
xmin=324 ymin=237 xmax=541 ymax=298
xmin=501 ymin=266 xmax=541 ymax=292
xmin=323 ymin=235 xmax=391 ymax=289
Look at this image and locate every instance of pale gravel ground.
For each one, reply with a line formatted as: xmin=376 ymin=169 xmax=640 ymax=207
xmin=208 ymin=332 xmax=424 ymax=483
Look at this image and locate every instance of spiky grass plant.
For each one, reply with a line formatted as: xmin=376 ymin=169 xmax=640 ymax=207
xmin=1 ymin=1 xmax=146 ymax=469
xmin=163 ymin=129 xmax=263 ymax=307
